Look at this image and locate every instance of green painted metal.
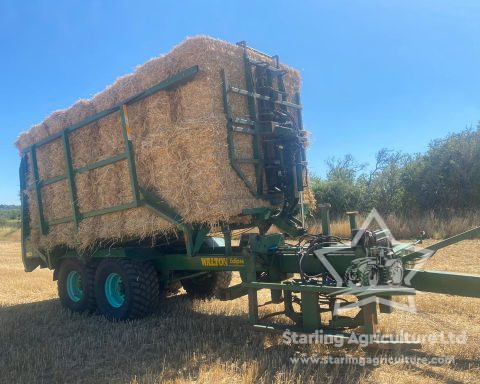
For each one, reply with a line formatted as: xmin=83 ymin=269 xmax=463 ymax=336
xmin=62 ymin=131 xmax=80 ymax=228
xmin=140 ymin=187 xmax=184 ymax=226
xmin=270 ymin=215 xmax=305 ymax=238
xmin=402 ymin=226 xmax=480 ymax=263
xmin=139 ymin=186 xmax=199 ymax=256
xmin=222 ymin=47 xmax=306 ymax=204
xmin=319 ymin=204 xmax=331 ymax=236
xmin=104 ymin=273 xmax=125 ymax=308
xmin=76 ymin=153 xmax=128 ymax=174
xmin=241 ymin=207 xmax=304 ymax=238
xmin=220 ymin=69 xmax=258 ymax=196
xmin=221 ymin=44 xmax=310 ymax=237
xmin=155 ymin=254 xmax=248 ymax=271
xmin=123 ymin=65 xmax=199 ymax=105
xmin=120 ymin=105 xmax=140 ymax=207
xmin=240 ymin=48 xmax=264 ymax=196
xmin=222 ymin=228 xmax=232 ymax=256
xmin=405 ymin=269 xmax=480 ymax=298
xmin=19 ymin=156 xmax=45 ymax=272
xmin=18 ymin=42 xmax=480 ymax=343
xmin=25 ymin=153 xmax=129 ymax=190
xmin=249 ymin=233 xmax=284 ymax=254
xmin=246 ymin=251 xmax=259 ymax=324
xmin=66 ymin=270 xmax=83 ymax=302
xmin=301 ymin=291 xmax=321 ymax=331
xmin=29 ymin=146 xmax=47 ymax=234
xmin=48 ymin=216 xmax=75 ymax=226
xmin=242 ymin=281 xmax=416 ymax=296
xmin=82 ymin=201 xmax=138 ymax=219
xmin=21 ymin=66 xmax=199 ymax=236
xmin=347 ymin=211 xmax=358 ymax=233
xmin=242 ymin=207 xmax=271 ymax=220
xmin=361 ymin=300 xmax=378 ymax=334
xmin=21 ymin=66 xmax=199 ymax=154
xmin=24 ymin=107 xmax=120 ymax=151
xmin=229 ymin=86 xmax=301 ymax=109
xmin=37 ymin=174 xmax=68 ymax=188
xmin=192 ymin=226 xmax=210 ymax=255
xmin=19 ymin=156 xmax=29 ymax=241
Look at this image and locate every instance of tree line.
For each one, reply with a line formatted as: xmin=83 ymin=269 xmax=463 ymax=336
xmin=310 ymin=125 xmax=480 ymax=219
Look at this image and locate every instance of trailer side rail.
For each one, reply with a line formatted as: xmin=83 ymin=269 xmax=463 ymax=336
xmin=20 ymin=66 xmax=199 ymax=235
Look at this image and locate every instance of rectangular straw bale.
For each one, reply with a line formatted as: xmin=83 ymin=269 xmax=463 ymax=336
xmin=16 ymin=36 xmax=310 ymax=251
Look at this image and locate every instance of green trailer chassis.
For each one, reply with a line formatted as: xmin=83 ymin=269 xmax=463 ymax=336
xmin=26 ymin=220 xmax=480 ymax=349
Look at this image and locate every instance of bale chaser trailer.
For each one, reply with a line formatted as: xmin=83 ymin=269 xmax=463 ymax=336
xmin=19 ymin=41 xmax=480 ymax=348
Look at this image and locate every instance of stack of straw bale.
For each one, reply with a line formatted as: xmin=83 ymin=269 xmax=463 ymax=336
xmin=16 ymin=36 xmax=311 ymax=251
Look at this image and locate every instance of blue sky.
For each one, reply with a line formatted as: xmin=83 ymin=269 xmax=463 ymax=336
xmin=1 ymin=0 xmax=480 ymax=204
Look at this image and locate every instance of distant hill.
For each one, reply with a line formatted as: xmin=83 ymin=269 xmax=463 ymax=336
xmin=0 ymin=205 xmax=20 ymax=227
xmin=0 ymin=204 xmax=20 ymax=211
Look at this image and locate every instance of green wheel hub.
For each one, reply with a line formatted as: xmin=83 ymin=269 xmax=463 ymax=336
xmin=66 ymin=270 xmax=83 ymax=302
xmin=104 ymin=273 xmax=125 ymax=308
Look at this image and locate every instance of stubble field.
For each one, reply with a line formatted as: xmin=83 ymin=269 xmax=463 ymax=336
xmin=0 ymin=229 xmax=479 ymax=383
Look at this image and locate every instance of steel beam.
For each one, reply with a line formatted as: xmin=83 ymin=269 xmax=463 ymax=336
xmin=405 ymin=269 xmax=480 ymax=298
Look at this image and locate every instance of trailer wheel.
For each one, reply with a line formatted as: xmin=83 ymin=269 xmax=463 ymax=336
xmin=57 ymin=259 xmax=96 ymax=313
xmin=182 ymin=271 xmax=232 ymax=299
xmin=94 ymin=259 xmax=160 ymax=320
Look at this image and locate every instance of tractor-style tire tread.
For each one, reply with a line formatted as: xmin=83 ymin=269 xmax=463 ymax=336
xmin=57 ymin=258 xmax=97 ymax=313
xmin=94 ymin=259 xmax=160 ymax=320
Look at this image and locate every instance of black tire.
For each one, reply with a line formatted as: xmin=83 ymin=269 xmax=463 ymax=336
xmin=57 ymin=258 xmax=96 ymax=313
xmin=358 ymin=263 xmax=380 ymax=287
xmin=94 ymin=259 xmax=160 ymax=321
xmin=181 ymin=271 xmax=232 ymax=299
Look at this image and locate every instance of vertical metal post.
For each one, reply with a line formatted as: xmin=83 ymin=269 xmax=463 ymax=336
xmin=62 ymin=131 xmax=80 ymax=228
xmin=19 ymin=156 xmax=30 ymax=266
xmin=120 ymin=104 xmax=140 ymax=206
xmin=269 ymin=261 xmax=283 ymax=304
xmin=223 ymin=229 xmax=232 ymax=256
xmin=221 ymin=69 xmax=257 ymax=196
xmin=379 ymin=299 xmax=393 ymax=314
xmin=319 ymin=204 xmax=331 ymax=236
xmin=301 ymin=291 xmax=321 ymax=331
xmin=361 ymin=299 xmax=378 ymax=335
xmin=183 ymin=227 xmax=194 ymax=257
xmin=346 ymin=211 xmax=358 ymax=235
xmin=299 ymin=192 xmax=305 ymax=228
xmin=246 ymin=252 xmax=259 ymax=324
xmin=295 ymin=92 xmax=306 ymax=229
xmin=30 ymin=145 xmax=47 ymax=235
xmin=192 ymin=226 xmax=210 ymax=255
xmin=242 ymin=50 xmax=264 ymax=196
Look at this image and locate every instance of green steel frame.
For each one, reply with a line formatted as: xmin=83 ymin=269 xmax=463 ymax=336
xmin=21 ymin=65 xmax=199 ymax=235
xmin=221 ymin=44 xmax=304 ymax=206
xmin=18 ymin=43 xmax=480 ymax=348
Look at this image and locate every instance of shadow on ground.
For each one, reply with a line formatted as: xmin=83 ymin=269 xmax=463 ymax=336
xmin=1 ymin=295 xmax=477 ymax=383
xmin=0 ymin=294 xmax=372 ymax=383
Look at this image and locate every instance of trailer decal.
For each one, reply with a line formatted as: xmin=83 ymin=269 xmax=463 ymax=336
xmin=200 ymin=257 xmax=245 ymax=267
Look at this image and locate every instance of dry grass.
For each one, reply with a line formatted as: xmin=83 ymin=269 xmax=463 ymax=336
xmin=312 ymin=212 xmax=480 ymax=240
xmin=0 ymin=234 xmax=479 ymax=383
xmin=0 ymin=227 xmax=21 ymax=241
